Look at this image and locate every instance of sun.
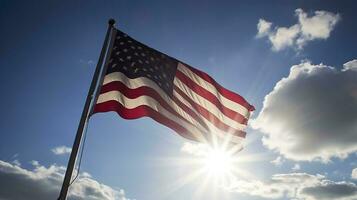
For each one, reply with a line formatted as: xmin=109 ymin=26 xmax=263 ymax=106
xmin=203 ymin=147 xmax=233 ymax=177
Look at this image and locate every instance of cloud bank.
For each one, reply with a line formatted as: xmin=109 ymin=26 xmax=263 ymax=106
xmin=257 ymin=9 xmax=340 ymax=51
xmin=0 ymin=160 xmax=132 ymax=200
xmin=229 ymin=173 xmax=357 ymax=200
xmin=252 ymin=60 xmax=357 ymax=162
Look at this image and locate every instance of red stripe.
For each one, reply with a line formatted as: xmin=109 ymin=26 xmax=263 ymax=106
xmin=176 ymin=70 xmax=248 ymax=124
xmin=171 ymin=95 xmax=210 ymax=131
xmin=100 ymin=81 xmax=194 ymax=127
xmin=93 ymin=100 xmax=199 ymax=141
xmin=174 ymin=86 xmax=246 ymax=138
xmin=182 ymin=64 xmax=255 ymax=111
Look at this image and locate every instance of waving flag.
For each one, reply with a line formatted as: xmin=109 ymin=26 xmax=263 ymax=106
xmin=93 ymin=28 xmax=254 ymax=145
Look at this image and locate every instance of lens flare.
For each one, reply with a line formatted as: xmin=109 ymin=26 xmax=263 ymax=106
xmin=203 ymin=148 xmax=232 ymax=176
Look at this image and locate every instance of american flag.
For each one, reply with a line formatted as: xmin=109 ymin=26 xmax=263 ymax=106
xmin=93 ymin=28 xmax=254 ymax=146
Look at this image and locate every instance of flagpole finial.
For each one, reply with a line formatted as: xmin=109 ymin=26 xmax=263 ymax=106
xmin=108 ymin=19 xmax=116 ymax=27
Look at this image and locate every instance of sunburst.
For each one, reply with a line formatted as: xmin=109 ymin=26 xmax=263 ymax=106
xmin=151 ymin=131 xmax=267 ymax=199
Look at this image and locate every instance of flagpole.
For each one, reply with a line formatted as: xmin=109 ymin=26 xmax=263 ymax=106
xmin=57 ymin=19 xmax=116 ymax=200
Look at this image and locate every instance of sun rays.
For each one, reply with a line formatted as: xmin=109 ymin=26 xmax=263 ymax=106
xmin=149 ymin=134 xmax=267 ymax=199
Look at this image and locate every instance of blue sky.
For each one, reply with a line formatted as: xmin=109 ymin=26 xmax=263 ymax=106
xmin=0 ymin=1 xmax=356 ymax=200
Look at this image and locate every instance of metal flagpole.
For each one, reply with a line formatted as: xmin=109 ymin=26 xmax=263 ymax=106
xmin=57 ymin=19 xmax=116 ymax=200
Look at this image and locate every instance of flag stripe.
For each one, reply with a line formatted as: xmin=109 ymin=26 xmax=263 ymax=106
xmin=101 ymin=72 xmax=246 ymax=135
xmin=171 ymin=95 xmax=210 ymax=131
xmin=100 ymin=72 xmax=210 ymax=133
xmin=173 ymin=88 xmax=247 ymax=139
xmin=98 ymin=72 xmax=246 ymax=140
xmin=95 ymin=100 xmax=243 ymax=143
xmin=177 ymin=63 xmax=254 ymax=112
xmin=173 ymin=85 xmax=247 ymax=137
xmin=100 ymin=81 xmax=190 ymax=123
xmin=174 ymin=77 xmax=247 ymax=130
xmin=175 ymin=69 xmax=248 ymax=123
xmin=94 ymin=101 xmax=198 ymax=141
xmin=96 ymin=88 xmax=245 ymax=143
xmin=96 ymin=90 xmax=207 ymax=142
xmin=172 ymin=91 xmax=246 ymax=139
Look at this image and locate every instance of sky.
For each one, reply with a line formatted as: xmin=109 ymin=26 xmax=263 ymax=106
xmin=0 ymin=0 xmax=356 ymax=200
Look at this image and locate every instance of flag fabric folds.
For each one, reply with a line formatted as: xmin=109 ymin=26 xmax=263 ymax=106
xmin=93 ymin=28 xmax=255 ymax=145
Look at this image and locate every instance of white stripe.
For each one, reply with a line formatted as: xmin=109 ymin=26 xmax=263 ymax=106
xmin=101 ymin=72 xmax=208 ymax=134
xmin=177 ymin=63 xmax=250 ymax=118
xmin=174 ymin=77 xmax=247 ymax=131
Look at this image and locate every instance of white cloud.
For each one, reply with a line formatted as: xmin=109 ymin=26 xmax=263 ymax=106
xmin=52 ymin=146 xmax=72 ymax=155
xmin=256 ymin=8 xmax=340 ymax=51
xmin=295 ymin=8 xmax=340 ymax=48
xmin=343 ymin=59 xmax=357 ymax=72
xmin=252 ymin=59 xmax=357 ymax=162
xmin=0 ymin=160 xmax=133 ymax=200
xmin=292 ymin=164 xmax=301 ymax=171
xmin=228 ymin=173 xmax=357 ymax=200
xmin=180 ymin=142 xmax=209 ymax=157
xmin=257 ymin=19 xmax=272 ymax=38
xmin=352 ymin=168 xmax=357 ymax=180
xmin=269 ymin=24 xmax=300 ymax=51
xmin=30 ymin=160 xmax=40 ymax=167
xmin=270 ymin=156 xmax=284 ymax=166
